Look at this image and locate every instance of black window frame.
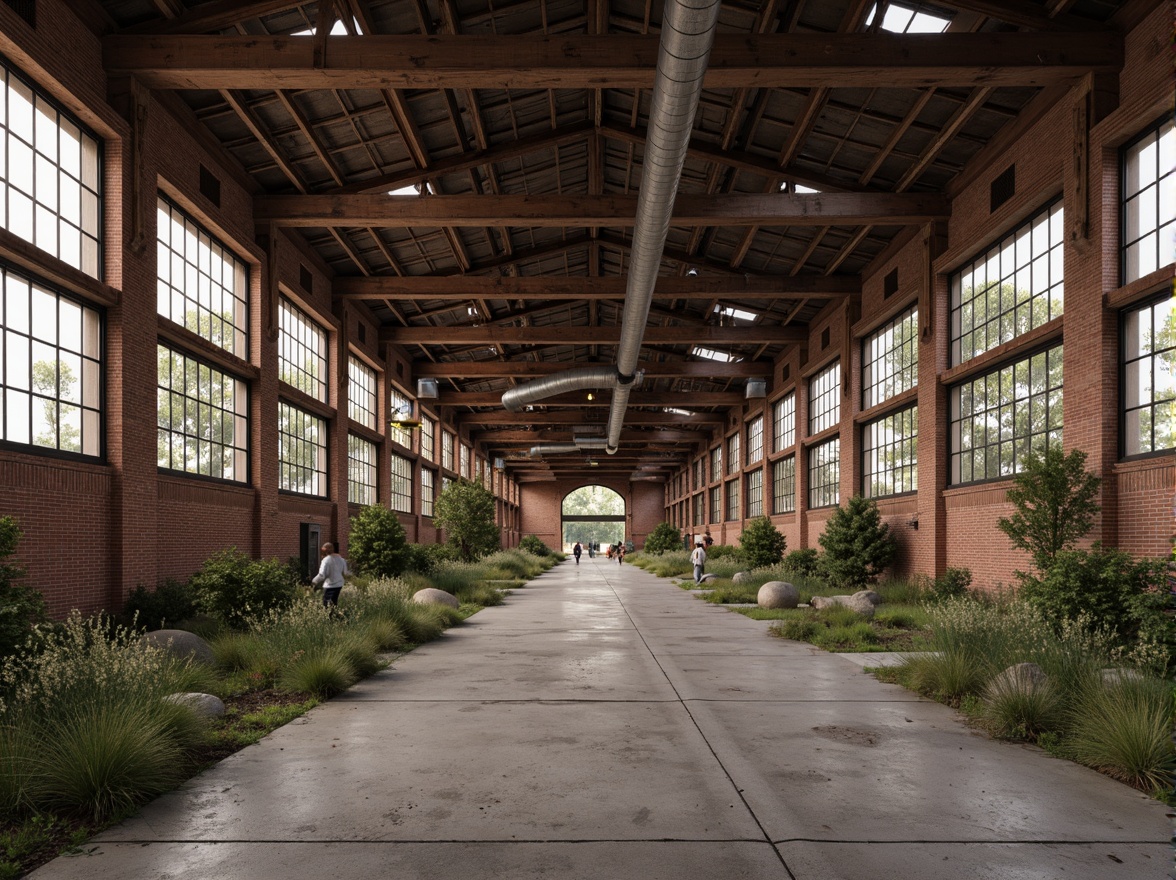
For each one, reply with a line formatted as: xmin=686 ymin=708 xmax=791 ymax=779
xmin=1121 ymin=116 xmax=1175 ymax=286
xmin=808 ymin=437 xmax=840 ymax=509
xmin=861 ymin=404 xmax=918 ymax=499
xmin=1120 ymin=292 xmax=1175 ymax=459
xmin=772 ymin=455 xmax=796 ymax=514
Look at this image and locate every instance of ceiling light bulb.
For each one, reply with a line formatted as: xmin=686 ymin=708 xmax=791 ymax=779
xmin=587 ymin=392 xmax=595 ymax=401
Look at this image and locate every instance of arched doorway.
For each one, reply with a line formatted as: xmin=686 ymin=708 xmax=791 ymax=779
xmin=561 ymin=485 xmax=625 ymax=552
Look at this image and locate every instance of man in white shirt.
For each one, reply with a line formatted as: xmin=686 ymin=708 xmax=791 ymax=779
xmin=312 ymin=542 xmax=349 ymax=607
xmin=690 ymin=541 xmax=707 ymax=585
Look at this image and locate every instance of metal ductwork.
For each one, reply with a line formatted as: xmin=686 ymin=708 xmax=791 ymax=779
xmin=500 ymin=0 xmax=720 ymax=457
xmin=527 ymin=437 xmax=610 ymax=458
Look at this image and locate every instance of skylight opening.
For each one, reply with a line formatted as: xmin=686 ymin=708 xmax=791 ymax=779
xmin=692 ymin=346 xmax=738 ymax=363
xmin=664 ymin=408 xmax=693 ymax=416
xmin=292 ymin=18 xmax=361 ymax=36
xmin=865 ymin=2 xmax=951 ymax=34
xmin=387 ymin=182 xmax=434 ymax=196
xmin=780 ymin=181 xmax=821 ymax=194
xmin=715 ymin=304 xmax=759 ymax=323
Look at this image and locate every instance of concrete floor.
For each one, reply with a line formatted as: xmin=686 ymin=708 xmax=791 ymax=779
xmin=31 ymin=557 xmax=1170 ymax=879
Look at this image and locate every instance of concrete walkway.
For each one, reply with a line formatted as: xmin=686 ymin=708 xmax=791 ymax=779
xmin=32 ymin=557 xmax=1169 ymax=879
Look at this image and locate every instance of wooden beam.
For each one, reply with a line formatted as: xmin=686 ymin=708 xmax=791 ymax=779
xmin=256 ymin=192 xmax=949 ymax=227
xmin=414 ymin=360 xmax=771 ymax=378
xmin=104 ymin=33 xmax=1122 ymax=91
xmin=382 ymin=325 xmax=806 ymax=345
xmin=335 ymin=273 xmax=859 ymax=301
xmin=436 ymin=391 xmax=745 ymax=407
xmin=474 ymin=429 xmax=706 ymax=443
xmin=122 ymin=0 xmax=302 ymax=34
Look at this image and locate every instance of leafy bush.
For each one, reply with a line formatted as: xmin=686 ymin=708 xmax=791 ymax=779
xmin=1020 ymin=546 xmax=1172 ymax=652
xmin=930 ymin=567 xmax=972 ymax=602
xmin=738 ymin=517 xmax=787 ymax=569
xmin=434 ymin=479 xmax=501 ymax=561
xmin=348 ymin=505 xmax=410 ymax=577
xmin=997 ymin=446 xmax=1100 ymax=574
xmin=122 ymin=579 xmax=198 ymax=631
xmin=782 ymin=548 xmax=820 ymax=576
xmin=190 ymin=548 xmax=299 ymax=629
xmin=817 ymin=495 xmax=898 ymax=589
xmin=518 ymin=535 xmax=551 ymax=557
xmin=0 ymin=516 xmax=47 ymax=661
xmin=643 ymin=522 xmax=683 ymax=555
xmin=704 ymin=545 xmax=743 ymax=561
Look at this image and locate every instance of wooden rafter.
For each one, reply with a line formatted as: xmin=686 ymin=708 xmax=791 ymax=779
xmin=382 ymin=325 xmax=806 ymax=345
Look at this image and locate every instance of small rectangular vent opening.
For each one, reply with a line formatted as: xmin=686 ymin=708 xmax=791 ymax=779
xmin=782 ymin=364 xmax=790 ymax=381
xmin=198 ymin=165 xmax=221 ymax=207
xmin=883 ymin=268 xmax=899 ymax=299
xmin=820 ymin=327 xmax=831 ymax=349
xmin=990 ymin=164 xmax=1015 ymax=212
xmin=3 ymin=1 xmax=35 ymax=27
xmin=299 ymin=264 xmax=313 ymax=293
xmin=357 ymin=323 xmax=366 ymax=344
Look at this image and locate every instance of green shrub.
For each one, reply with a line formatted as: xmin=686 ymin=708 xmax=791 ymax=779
xmin=348 ymin=505 xmax=410 ymax=577
xmin=122 ymin=578 xmax=198 ymax=631
xmin=1020 ymin=547 xmax=1172 ymax=653
xmin=0 ymin=516 xmax=47 ymax=661
xmin=190 ymin=548 xmax=299 ymax=629
xmin=518 ymin=535 xmax=551 ymax=557
xmin=360 ymin=615 xmax=407 ymax=652
xmin=738 ymin=517 xmax=787 ymax=569
xmin=817 ymin=495 xmax=898 ymax=589
xmin=630 ymin=550 xmax=691 ymax=578
xmin=704 ymin=545 xmax=743 ymax=561
xmin=1067 ymin=676 xmax=1176 ymax=792
xmin=782 ymin=548 xmax=820 ymax=576
xmin=997 ymin=446 xmax=1101 ymax=575
xmin=400 ymin=543 xmax=438 ymax=575
xmin=930 ymin=567 xmax=972 ymax=602
xmin=643 ymin=522 xmax=683 ymax=555
xmin=434 ymin=480 xmax=500 ymax=562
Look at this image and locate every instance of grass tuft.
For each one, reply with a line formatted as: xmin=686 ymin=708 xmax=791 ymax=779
xmin=1067 ymin=676 xmax=1176 ymax=792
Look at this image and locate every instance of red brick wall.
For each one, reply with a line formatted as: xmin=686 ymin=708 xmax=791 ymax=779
xmin=519 ymin=477 xmax=665 ymax=551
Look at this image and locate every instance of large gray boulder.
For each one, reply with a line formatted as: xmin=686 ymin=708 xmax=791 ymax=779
xmin=732 ymin=571 xmax=753 ymax=585
xmin=164 ymin=692 xmax=225 ymax=719
xmin=757 ymin=581 xmax=799 ymax=609
xmin=141 ymin=629 xmax=215 ymax=666
xmin=853 ymin=590 xmax=882 ymax=607
xmin=810 ymin=595 xmax=847 ymax=610
xmin=844 ymin=593 xmax=876 ymax=618
xmin=413 ymin=588 xmax=460 ymax=609
xmin=988 ymin=662 xmax=1048 ymax=696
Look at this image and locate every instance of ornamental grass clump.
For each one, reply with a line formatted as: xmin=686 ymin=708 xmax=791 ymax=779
xmin=1067 ymin=675 xmax=1176 ymax=792
xmin=277 ymin=645 xmax=357 ymax=699
xmin=0 ymin=613 xmax=213 ymax=821
xmin=982 ymin=666 xmax=1063 ymax=740
xmin=346 ymin=577 xmax=447 ymax=645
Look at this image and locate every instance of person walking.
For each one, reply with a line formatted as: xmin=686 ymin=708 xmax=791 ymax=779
xmin=616 ymin=543 xmax=625 ymax=565
xmin=312 ymin=542 xmax=349 ymax=608
xmin=573 ymin=542 xmax=582 ymax=564
xmin=691 ymin=540 xmax=707 ymax=585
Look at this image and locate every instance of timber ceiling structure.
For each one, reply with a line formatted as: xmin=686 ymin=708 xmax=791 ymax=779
xmin=95 ymin=0 xmax=1136 ymax=482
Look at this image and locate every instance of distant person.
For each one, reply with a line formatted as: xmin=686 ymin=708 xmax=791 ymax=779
xmin=704 ymin=530 xmax=714 ymax=548
xmin=312 ymin=542 xmax=349 ymax=607
xmin=691 ymin=541 xmax=707 ymax=585
xmin=616 ymin=544 xmax=625 ymax=565
xmin=573 ymin=542 xmax=582 ymax=564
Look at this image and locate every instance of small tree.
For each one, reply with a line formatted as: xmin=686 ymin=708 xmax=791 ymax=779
xmin=997 ymin=446 xmax=1100 ymax=574
xmin=434 ymin=479 xmax=501 ymax=562
xmin=817 ymin=495 xmax=898 ymax=589
xmin=518 ymin=535 xmax=551 ymax=557
xmin=643 ymin=522 xmax=682 ymax=555
xmin=190 ymin=548 xmax=299 ymax=628
xmin=349 ymin=504 xmax=410 ymax=578
xmin=0 ymin=515 xmax=47 ymax=658
xmin=739 ymin=516 xmax=787 ymax=569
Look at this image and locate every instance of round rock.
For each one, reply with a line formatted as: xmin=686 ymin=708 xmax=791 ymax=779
xmin=988 ymin=662 xmax=1047 ymax=695
xmin=757 ymin=581 xmax=799 ymax=609
xmin=413 ymin=587 xmax=460 ymax=609
xmin=164 ymin=692 xmax=225 ymax=719
xmin=844 ymin=593 xmax=876 ymax=618
xmin=141 ymin=629 xmax=215 ymax=666
xmin=810 ymin=595 xmax=848 ymax=610
xmin=732 ymin=571 xmax=753 ymax=585
xmin=853 ymin=590 xmax=882 ymax=606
